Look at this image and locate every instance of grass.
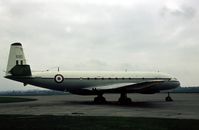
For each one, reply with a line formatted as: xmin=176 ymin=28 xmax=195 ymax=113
xmin=0 ymin=115 xmax=198 ymax=130
xmin=0 ymin=97 xmax=37 ymax=103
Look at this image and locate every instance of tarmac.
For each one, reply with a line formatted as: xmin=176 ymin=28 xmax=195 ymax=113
xmin=0 ymin=93 xmax=198 ymax=119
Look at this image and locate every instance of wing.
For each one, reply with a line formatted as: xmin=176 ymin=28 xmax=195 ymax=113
xmin=83 ymin=80 xmax=165 ymax=92
xmin=85 ymin=83 xmax=136 ymax=91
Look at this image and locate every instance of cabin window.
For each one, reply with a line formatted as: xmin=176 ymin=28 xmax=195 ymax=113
xmin=21 ymin=60 xmax=23 ymax=65
xmin=102 ymin=78 xmax=104 ymax=80
xmin=122 ymin=78 xmax=125 ymax=80
xmin=87 ymin=77 xmax=90 ymax=80
xmin=94 ymin=77 xmax=97 ymax=80
xmin=108 ymin=78 xmax=111 ymax=80
xmin=129 ymin=78 xmax=131 ymax=80
xmin=115 ymin=77 xmax=118 ymax=80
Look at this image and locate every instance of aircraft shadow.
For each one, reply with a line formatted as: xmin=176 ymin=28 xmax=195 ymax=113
xmin=65 ymin=100 xmax=167 ymax=108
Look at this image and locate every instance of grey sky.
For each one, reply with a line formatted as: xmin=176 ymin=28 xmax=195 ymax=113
xmin=0 ymin=0 xmax=199 ymax=91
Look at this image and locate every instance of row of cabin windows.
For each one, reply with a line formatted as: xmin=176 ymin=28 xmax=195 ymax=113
xmin=79 ymin=77 xmax=149 ymax=80
xmin=16 ymin=60 xmax=23 ymax=65
xmin=63 ymin=77 xmax=165 ymax=80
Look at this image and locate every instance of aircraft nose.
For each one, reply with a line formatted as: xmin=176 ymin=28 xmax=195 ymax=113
xmin=176 ymin=80 xmax=180 ymax=87
xmin=172 ymin=77 xmax=180 ymax=87
xmin=171 ymin=77 xmax=178 ymax=81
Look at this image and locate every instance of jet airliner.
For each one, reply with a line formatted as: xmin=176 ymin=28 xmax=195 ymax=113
xmin=5 ymin=43 xmax=180 ymax=104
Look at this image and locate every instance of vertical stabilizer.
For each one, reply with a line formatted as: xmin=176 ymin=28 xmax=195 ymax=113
xmin=6 ymin=43 xmax=28 ymax=76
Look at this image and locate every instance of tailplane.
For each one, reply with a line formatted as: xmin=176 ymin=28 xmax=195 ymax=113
xmin=6 ymin=43 xmax=31 ymax=76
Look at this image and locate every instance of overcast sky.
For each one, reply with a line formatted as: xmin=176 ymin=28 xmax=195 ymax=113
xmin=0 ymin=0 xmax=199 ymax=91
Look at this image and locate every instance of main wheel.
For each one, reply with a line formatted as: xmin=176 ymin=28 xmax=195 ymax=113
xmin=94 ymin=96 xmax=106 ymax=104
xmin=118 ymin=97 xmax=132 ymax=104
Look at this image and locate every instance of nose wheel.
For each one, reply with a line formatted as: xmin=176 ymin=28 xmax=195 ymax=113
xmin=165 ymin=92 xmax=173 ymax=102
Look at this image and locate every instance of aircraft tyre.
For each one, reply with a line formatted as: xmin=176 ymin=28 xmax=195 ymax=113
xmin=118 ymin=92 xmax=132 ymax=104
xmin=165 ymin=96 xmax=173 ymax=102
xmin=94 ymin=95 xmax=106 ymax=104
xmin=118 ymin=97 xmax=132 ymax=104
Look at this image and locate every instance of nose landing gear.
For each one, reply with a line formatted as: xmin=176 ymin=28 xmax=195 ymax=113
xmin=165 ymin=92 xmax=173 ymax=102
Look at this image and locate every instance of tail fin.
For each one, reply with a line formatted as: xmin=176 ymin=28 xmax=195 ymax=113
xmin=6 ymin=43 xmax=31 ymax=76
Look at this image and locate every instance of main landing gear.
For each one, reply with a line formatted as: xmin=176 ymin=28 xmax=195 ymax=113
xmin=165 ymin=92 xmax=173 ymax=102
xmin=93 ymin=92 xmax=132 ymax=104
xmin=94 ymin=93 xmax=106 ymax=104
xmin=118 ymin=92 xmax=132 ymax=104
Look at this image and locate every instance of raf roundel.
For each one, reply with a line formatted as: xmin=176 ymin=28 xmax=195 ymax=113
xmin=54 ymin=74 xmax=64 ymax=83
